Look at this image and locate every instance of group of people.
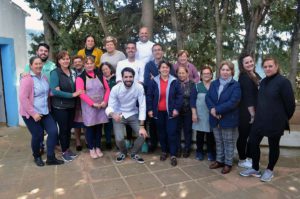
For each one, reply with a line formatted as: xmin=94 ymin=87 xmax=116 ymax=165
xmin=19 ymin=27 xmax=295 ymax=182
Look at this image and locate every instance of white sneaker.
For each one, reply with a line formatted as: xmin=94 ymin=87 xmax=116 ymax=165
xmin=238 ymin=158 xmax=252 ymax=169
xmin=240 ymin=168 xmax=261 ymax=177
xmin=260 ymin=169 xmax=274 ymax=182
xmin=95 ymin=148 xmax=103 ymax=158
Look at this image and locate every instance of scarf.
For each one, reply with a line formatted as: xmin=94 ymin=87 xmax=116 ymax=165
xmin=218 ymin=77 xmax=232 ymax=99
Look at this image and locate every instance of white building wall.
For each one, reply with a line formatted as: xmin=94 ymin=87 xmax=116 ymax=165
xmin=0 ymin=0 xmax=28 ymax=126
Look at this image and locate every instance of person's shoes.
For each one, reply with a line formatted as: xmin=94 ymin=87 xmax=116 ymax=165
xmin=182 ymin=149 xmax=190 ymax=158
xmin=34 ymin=157 xmax=45 ymax=167
xmin=238 ymin=158 xmax=252 ymax=169
xmin=106 ymin=143 xmax=112 ymax=150
xmin=116 ymin=153 xmax=126 ymax=163
xmin=62 ymin=151 xmax=74 ymax=162
xmin=160 ymin=152 xmax=168 ymax=161
xmin=207 ymin=153 xmax=216 ymax=161
xmin=46 ymin=156 xmax=64 ymax=165
xmin=67 ymin=149 xmax=78 ymax=159
xmin=170 ymin=156 xmax=177 ymax=166
xmin=240 ymin=168 xmax=261 ymax=177
xmin=95 ymin=148 xmax=103 ymax=158
xmin=131 ymin=154 xmax=144 ymax=164
xmin=209 ymin=161 xmax=224 ymax=169
xmin=90 ymin=149 xmax=98 ymax=159
xmin=195 ymin=152 xmax=204 ymax=161
xmin=260 ymin=169 xmax=274 ymax=182
xmin=221 ymin=165 xmax=232 ymax=174
xmin=76 ymin=145 xmax=82 ymax=151
xmin=176 ymin=149 xmax=182 ymax=158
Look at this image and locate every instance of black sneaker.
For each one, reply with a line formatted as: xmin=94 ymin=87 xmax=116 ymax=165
xmin=116 ymin=153 xmax=126 ymax=163
xmin=46 ymin=156 xmax=64 ymax=165
xmin=131 ymin=154 xmax=144 ymax=164
xmin=34 ymin=157 xmax=45 ymax=167
xmin=170 ymin=156 xmax=177 ymax=167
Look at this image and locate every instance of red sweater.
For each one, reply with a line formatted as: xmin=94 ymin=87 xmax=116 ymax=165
xmin=158 ymin=78 xmax=168 ymax=111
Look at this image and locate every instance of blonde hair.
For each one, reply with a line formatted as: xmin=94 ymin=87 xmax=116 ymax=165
xmin=219 ymin=60 xmax=235 ymax=76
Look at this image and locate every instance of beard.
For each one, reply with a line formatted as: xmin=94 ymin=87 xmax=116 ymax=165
xmin=38 ymin=54 xmax=48 ymax=62
xmin=124 ymin=80 xmax=133 ymax=88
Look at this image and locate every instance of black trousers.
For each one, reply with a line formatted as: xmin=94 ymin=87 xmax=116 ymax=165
xmin=237 ymin=122 xmax=252 ymax=160
xmin=196 ymin=131 xmax=215 ymax=154
xmin=52 ymin=107 xmax=75 ymax=152
xmin=249 ymin=132 xmax=282 ymax=171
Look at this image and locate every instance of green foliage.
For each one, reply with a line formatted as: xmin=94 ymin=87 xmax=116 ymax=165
xmin=26 ymin=0 xmax=299 ymax=90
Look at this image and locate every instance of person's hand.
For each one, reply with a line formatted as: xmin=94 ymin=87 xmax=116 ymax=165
xmin=20 ymin=72 xmax=30 ymax=78
xmin=192 ymin=113 xmax=198 ymax=122
xmin=249 ymin=115 xmax=255 ymax=124
xmin=72 ymin=90 xmax=84 ymax=97
xmin=93 ymin=103 xmax=101 ymax=109
xmin=55 ymin=87 xmax=60 ymax=91
xmin=172 ymin=109 xmax=179 ymax=117
xmin=100 ymin=101 xmax=107 ymax=108
xmin=32 ymin=113 xmax=42 ymax=122
xmin=210 ymin=108 xmax=218 ymax=118
xmin=112 ymin=113 xmax=122 ymax=122
xmin=139 ymin=127 xmax=148 ymax=139
xmin=150 ymin=74 xmax=154 ymax=80
xmin=148 ymin=111 xmax=153 ymax=118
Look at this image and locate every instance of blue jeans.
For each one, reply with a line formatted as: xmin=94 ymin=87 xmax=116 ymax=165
xmin=86 ymin=124 xmax=102 ymax=150
xmin=177 ymin=110 xmax=193 ymax=151
xmin=155 ymin=111 xmax=178 ymax=156
xmin=22 ymin=114 xmax=58 ymax=158
xmin=104 ymin=119 xmax=113 ymax=144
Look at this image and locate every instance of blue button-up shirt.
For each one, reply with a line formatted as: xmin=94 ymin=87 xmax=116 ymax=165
xmin=31 ymin=71 xmax=49 ymax=115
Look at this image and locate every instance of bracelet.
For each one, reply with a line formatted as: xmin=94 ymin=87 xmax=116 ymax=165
xmin=139 ymin=125 xmax=145 ymax=127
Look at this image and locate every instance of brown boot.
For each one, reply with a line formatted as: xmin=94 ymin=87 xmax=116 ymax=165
xmin=209 ymin=161 xmax=224 ymax=169
xmin=221 ymin=165 xmax=232 ymax=174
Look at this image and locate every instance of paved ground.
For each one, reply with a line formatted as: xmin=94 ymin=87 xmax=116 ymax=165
xmin=0 ymin=126 xmax=300 ymax=199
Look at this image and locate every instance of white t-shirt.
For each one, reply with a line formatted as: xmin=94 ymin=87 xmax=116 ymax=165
xmin=116 ymin=59 xmax=145 ymax=83
xmin=136 ymin=40 xmax=155 ymax=64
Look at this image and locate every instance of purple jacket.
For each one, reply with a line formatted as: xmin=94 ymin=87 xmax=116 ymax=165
xmin=173 ymin=62 xmax=200 ymax=83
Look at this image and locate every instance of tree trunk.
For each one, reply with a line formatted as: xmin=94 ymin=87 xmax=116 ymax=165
xmin=240 ymin=0 xmax=272 ymax=58
xmin=288 ymin=0 xmax=300 ymax=91
xmin=91 ymin=0 xmax=109 ymax=36
xmin=170 ymin=0 xmax=184 ymax=51
xmin=214 ymin=0 xmax=229 ymax=72
xmin=141 ymin=0 xmax=154 ymax=38
xmin=43 ymin=17 xmax=55 ymax=60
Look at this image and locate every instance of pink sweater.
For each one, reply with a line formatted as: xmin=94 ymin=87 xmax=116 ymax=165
xmin=19 ymin=75 xmax=49 ymax=119
xmin=76 ymin=70 xmax=110 ymax=106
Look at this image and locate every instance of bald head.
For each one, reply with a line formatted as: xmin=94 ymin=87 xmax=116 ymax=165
xmin=139 ymin=27 xmax=150 ymax=43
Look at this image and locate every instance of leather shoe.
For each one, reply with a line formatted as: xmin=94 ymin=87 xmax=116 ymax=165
xmin=182 ymin=149 xmax=190 ymax=158
xmin=221 ymin=165 xmax=232 ymax=174
xmin=46 ymin=156 xmax=64 ymax=165
xmin=34 ymin=157 xmax=45 ymax=167
xmin=209 ymin=161 xmax=224 ymax=169
xmin=170 ymin=156 xmax=177 ymax=166
xmin=160 ymin=152 xmax=167 ymax=161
